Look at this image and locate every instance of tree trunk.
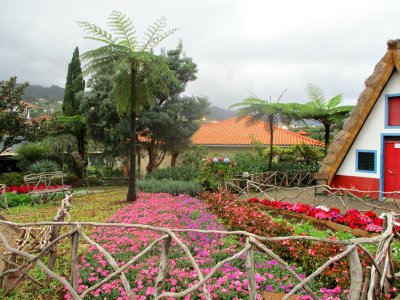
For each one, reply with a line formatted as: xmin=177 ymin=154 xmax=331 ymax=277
xmin=268 ymin=114 xmax=274 ymax=170
xmin=146 ymin=141 xmax=156 ymax=173
xmin=137 ymin=148 xmax=142 ymax=178
xmin=76 ymin=127 xmax=85 ymax=157
xmin=127 ymin=63 xmax=137 ymax=201
xmin=127 ymin=111 xmax=137 ymax=201
xmin=323 ymin=123 xmax=331 ymax=155
xmin=170 ymin=152 xmax=179 ymax=167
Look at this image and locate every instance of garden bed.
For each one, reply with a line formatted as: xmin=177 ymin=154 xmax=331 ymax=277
xmin=68 ymin=193 xmax=347 ymax=299
xmin=251 ymin=203 xmax=379 ymax=238
xmin=247 ymin=196 xmax=386 ymax=234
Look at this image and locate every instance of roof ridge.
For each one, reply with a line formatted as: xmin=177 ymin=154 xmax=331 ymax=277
xmin=316 ymin=39 xmax=398 ymax=183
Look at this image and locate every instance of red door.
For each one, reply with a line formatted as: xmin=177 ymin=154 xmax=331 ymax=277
xmin=384 ymin=141 xmax=400 ymax=196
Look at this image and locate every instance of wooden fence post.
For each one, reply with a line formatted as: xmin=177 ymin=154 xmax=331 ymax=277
xmin=347 ymin=245 xmax=362 ymax=299
xmin=154 ymin=236 xmax=171 ymax=298
xmin=70 ymin=229 xmax=79 ymax=290
xmin=245 ymin=238 xmax=256 ymax=300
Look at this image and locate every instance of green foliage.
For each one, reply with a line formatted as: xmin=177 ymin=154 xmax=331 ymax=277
xmin=233 ymin=151 xmax=268 ymax=174
xmin=303 ymin=84 xmax=354 ymax=152
xmin=0 ymin=172 xmax=24 ymax=186
xmin=63 ymin=47 xmax=85 ymax=116
xmin=277 ymin=144 xmax=324 ymax=164
xmin=145 ymin=165 xmax=199 ymax=181
xmin=294 ymin=221 xmax=329 ymax=238
xmin=81 ymin=69 xmax=130 ymax=160
xmin=228 ymin=92 xmax=295 ymax=170
xmin=0 ymin=77 xmax=46 ymax=155
xmin=334 ymin=231 xmax=354 ymax=240
xmin=177 ymin=146 xmax=209 ymax=169
xmin=15 ymin=142 xmax=51 ymax=170
xmin=269 ymin=162 xmax=320 ymax=172
xmin=198 ymin=155 xmax=237 ymax=190
xmin=137 ymin=42 xmax=208 ymax=172
xmin=27 ymin=159 xmax=60 ymax=173
xmin=80 ymin=10 xmax=177 ymax=200
xmin=0 ymin=193 xmax=30 ymax=208
xmin=137 ymin=178 xmax=201 ymax=195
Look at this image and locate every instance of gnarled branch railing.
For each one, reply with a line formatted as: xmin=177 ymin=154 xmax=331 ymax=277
xmin=0 ymin=184 xmax=8 ymax=212
xmin=230 ymin=171 xmax=316 ymax=190
xmin=0 ymin=210 xmax=398 ymax=299
xmin=227 ymin=178 xmax=400 ymax=214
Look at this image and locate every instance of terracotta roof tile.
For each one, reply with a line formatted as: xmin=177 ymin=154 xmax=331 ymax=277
xmin=192 ymin=117 xmax=324 ymax=147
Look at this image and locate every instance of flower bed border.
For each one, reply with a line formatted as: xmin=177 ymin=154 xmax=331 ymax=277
xmin=249 ymin=203 xmax=379 ymax=238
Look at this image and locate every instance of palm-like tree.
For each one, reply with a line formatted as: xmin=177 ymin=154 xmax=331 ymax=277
xmin=229 ymin=91 xmax=290 ymax=170
xmin=302 ymin=84 xmax=354 ymax=154
xmin=79 ymin=11 xmax=177 ymax=201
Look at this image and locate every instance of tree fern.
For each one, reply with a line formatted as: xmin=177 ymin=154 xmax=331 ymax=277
xmin=79 ymin=11 xmax=177 ymax=201
xmin=107 ymin=10 xmax=137 ymax=50
xmin=77 ymin=21 xmax=115 ymax=45
xmin=140 ymin=17 xmax=178 ymax=51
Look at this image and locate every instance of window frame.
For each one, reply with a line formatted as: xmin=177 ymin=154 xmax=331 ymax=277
xmin=355 ymin=150 xmax=377 ymax=173
xmin=385 ymin=94 xmax=400 ymax=128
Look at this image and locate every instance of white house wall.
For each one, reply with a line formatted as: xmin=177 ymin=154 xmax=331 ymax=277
xmin=336 ymin=70 xmax=400 ymax=178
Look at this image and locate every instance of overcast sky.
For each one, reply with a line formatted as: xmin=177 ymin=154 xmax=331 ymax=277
xmin=1 ymin=0 xmax=399 ymax=108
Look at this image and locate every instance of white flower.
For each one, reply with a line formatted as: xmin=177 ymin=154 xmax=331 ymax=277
xmin=223 ymin=158 xmax=230 ymax=163
xmin=212 ymin=157 xmax=219 ymax=163
xmin=316 ymin=205 xmax=329 ymax=212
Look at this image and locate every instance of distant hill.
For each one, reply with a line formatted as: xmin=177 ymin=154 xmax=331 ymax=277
xmin=23 ymin=85 xmax=64 ymax=103
xmin=205 ymin=106 xmax=235 ymax=121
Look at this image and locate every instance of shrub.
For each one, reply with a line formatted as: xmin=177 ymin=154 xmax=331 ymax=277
xmin=178 ymin=146 xmax=208 ymax=169
xmin=0 ymin=193 xmax=30 ymax=207
xmin=16 ymin=142 xmax=51 ymax=170
xmin=146 ymin=165 xmax=199 ymax=181
xmin=27 ymin=159 xmax=60 ymax=173
xmin=233 ymin=152 xmax=268 ymax=174
xmin=198 ymin=155 xmax=237 ymax=190
xmin=137 ymin=178 xmax=201 ymax=195
xmin=0 ymin=172 xmax=24 ymax=186
xmin=270 ymin=162 xmax=320 ymax=172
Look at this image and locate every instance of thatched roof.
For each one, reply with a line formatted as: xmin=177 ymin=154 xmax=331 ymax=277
xmin=315 ymin=39 xmax=400 ymax=184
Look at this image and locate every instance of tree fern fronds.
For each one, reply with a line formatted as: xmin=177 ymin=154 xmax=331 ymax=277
xmin=327 ymin=94 xmax=343 ymax=110
xmin=305 ymin=83 xmax=326 ymax=104
xmin=140 ymin=17 xmax=178 ymax=51
xmin=107 ymin=10 xmax=137 ymax=51
xmin=77 ymin=21 xmax=115 ymax=45
xmin=114 ymin=75 xmax=132 ymax=115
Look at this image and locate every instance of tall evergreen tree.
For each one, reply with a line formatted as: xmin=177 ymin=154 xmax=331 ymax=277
xmin=63 ymin=47 xmax=85 ymax=115
xmin=62 ymin=47 xmax=86 ymax=158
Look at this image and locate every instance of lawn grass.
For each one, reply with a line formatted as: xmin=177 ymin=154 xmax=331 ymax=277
xmin=7 ymin=186 xmax=129 ymax=223
xmin=3 ymin=186 xmax=131 ymax=300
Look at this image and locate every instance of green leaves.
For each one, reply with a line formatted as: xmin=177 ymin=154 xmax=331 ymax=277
xmin=107 ymin=10 xmax=137 ymax=51
xmin=78 ymin=21 xmax=115 ymax=45
xmin=140 ymin=17 xmax=178 ymax=52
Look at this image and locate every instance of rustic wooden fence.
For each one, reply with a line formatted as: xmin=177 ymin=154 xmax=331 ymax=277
xmin=0 ymin=184 xmax=8 ymax=212
xmin=230 ymin=171 xmax=315 ymax=190
xmin=227 ymin=175 xmax=400 ymax=214
xmin=0 ymin=194 xmax=399 ymax=299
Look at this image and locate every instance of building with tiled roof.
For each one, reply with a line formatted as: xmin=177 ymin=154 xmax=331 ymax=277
xmin=191 ymin=117 xmax=324 ymax=152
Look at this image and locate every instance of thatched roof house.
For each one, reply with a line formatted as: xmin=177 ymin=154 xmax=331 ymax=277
xmin=315 ymin=39 xmax=400 ymax=199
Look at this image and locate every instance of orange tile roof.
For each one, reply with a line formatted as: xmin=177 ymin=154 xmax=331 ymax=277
xmin=192 ymin=117 xmax=324 ymax=147
xmin=297 ymin=130 xmax=309 ymax=135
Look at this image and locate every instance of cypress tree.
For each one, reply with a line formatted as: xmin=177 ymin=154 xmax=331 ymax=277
xmin=63 ymin=47 xmax=85 ymax=115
